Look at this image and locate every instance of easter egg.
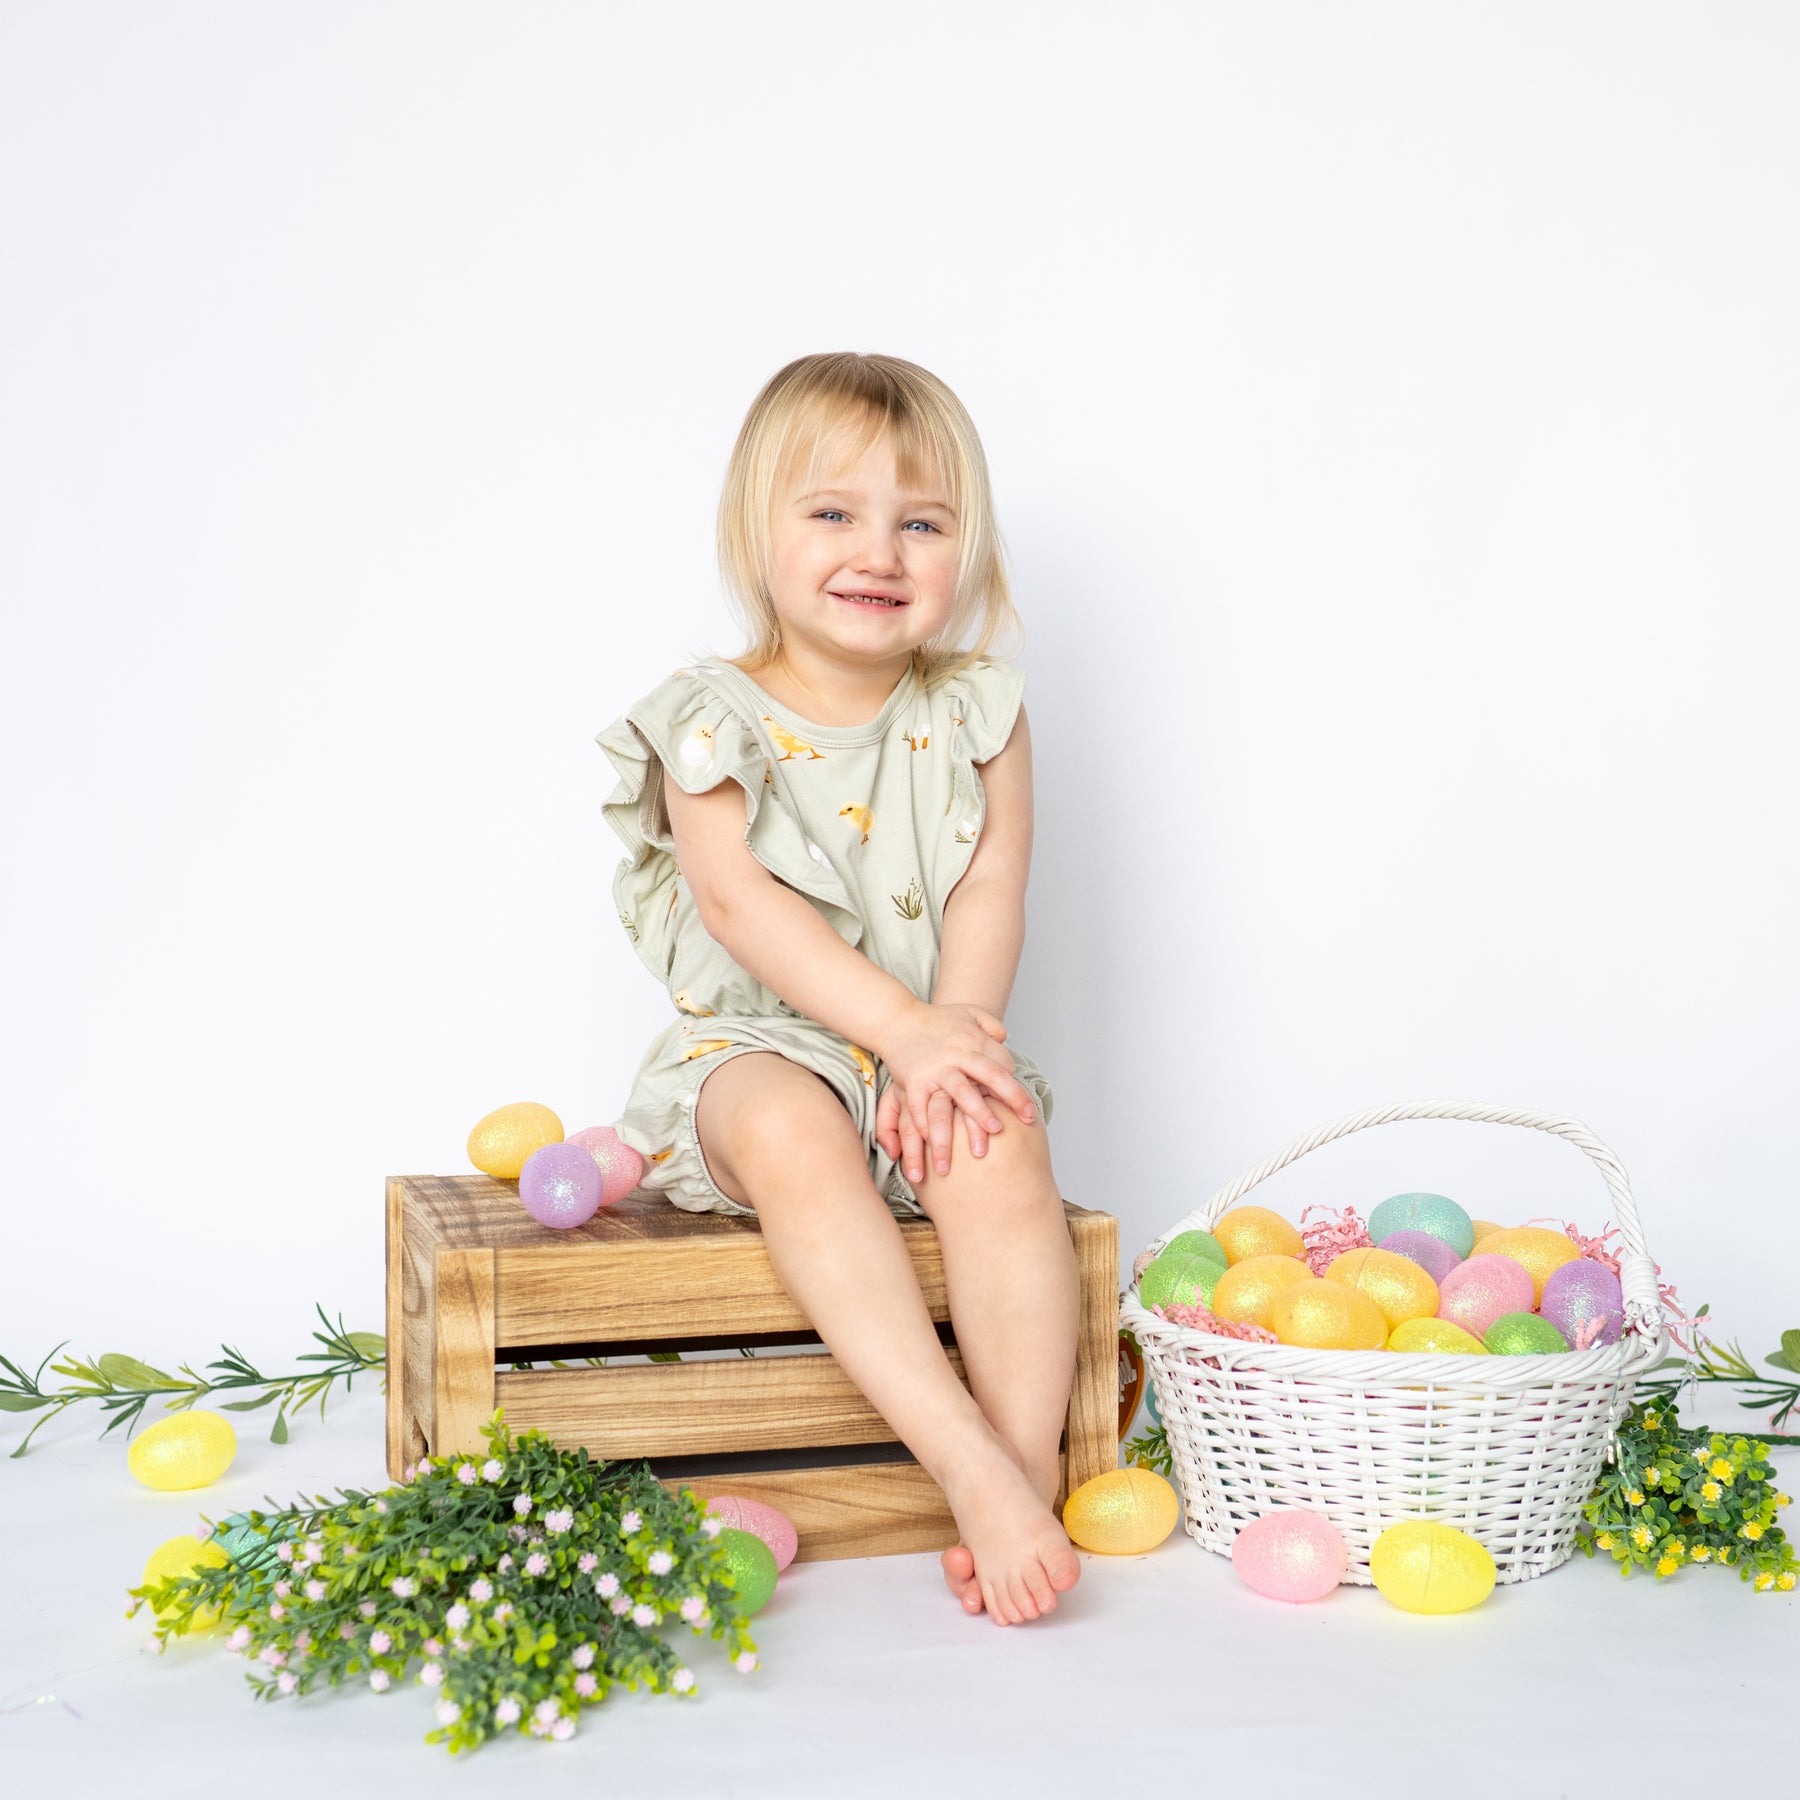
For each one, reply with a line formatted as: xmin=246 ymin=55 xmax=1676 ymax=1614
xmin=1265 ymin=1279 xmax=1388 ymax=1350
xmin=1483 ymin=1312 xmax=1570 ymax=1355
xmin=1139 ymin=1248 xmax=1225 ymax=1312
xmin=565 ymin=1125 xmax=645 ymax=1205
xmin=705 ymin=1495 xmax=799 ymax=1572
xmin=128 ymin=1411 xmax=237 ymax=1491
xmin=1325 ymin=1248 xmax=1439 ymax=1330
xmin=715 ymin=1526 xmax=779 ymax=1614
xmin=1211 ymin=1255 xmax=1313 ymax=1329
xmin=518 ymin=1141 xmax=604 ymax=1229
xmin=141 ymin=1534 xmax=231 ymax=1628
xmin=1367 ymin=1193 xmax=1475 ymax=1258
xmin=1377 ymin=1229 xmax=1463 ymax=1286
xmin=1470 ymin=1228 xmax=1581 ymax=1305
xmin=1539 ymin=1259 xmax=1625 ymax=1348
xmin=1386 ymin=1317 xmax=1489 ymax=1355
xmin=1162 ymin=1228 xmax=1228 ymax=1269
xmin=1369 ymin=1520 xmax=1496 ymax=1614
xmin=467 ymin=1101 xmax=565 ymax=1180
xmin=1213 ymin=1207 xmax=1305 ymax=1264
xmin=1436 ymin=1253 xmax=1535 ymax=1338
xmin=1061 ymin=1467 xmax=1180 ymax=1554
xmin=1469 ymin=1219 xmax=1506 ymax=1244
xmin=1232 ymin=1509 xmax=1348 ymax=1602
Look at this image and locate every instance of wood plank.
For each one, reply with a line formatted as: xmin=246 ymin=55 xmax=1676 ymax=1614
xmin=1062 ymin=1209 xmax=1121 ymax=1495
xmin=385 ymin=1177 xmax=414 ymax=1478
xmin=662 ymin=1461 xmax=967 ymax=1561
xmin=389 ymin=1177 xmax=441 ymax=1477
xmin=432 ymin=1247 xmax=497 ymax=1457
xmin=496 ymin=1347 xmax=969 ymax=1459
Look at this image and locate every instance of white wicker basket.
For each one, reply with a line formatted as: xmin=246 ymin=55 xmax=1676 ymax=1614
xmin=1120 ymin=1102 xmax=1667 ymax=1585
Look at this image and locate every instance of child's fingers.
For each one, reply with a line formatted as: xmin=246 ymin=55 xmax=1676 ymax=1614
xmin=899 ymin=1103 xmax=928 ymax=1185
xmin=926 ymin=1089 xmax=957 ymax=1176
xmin=973 ymin=1007 xmax=1008 ymax=1042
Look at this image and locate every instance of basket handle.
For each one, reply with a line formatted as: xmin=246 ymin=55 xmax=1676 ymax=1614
xmin=1149 ymin=1101 xmax=1663 ymax=1339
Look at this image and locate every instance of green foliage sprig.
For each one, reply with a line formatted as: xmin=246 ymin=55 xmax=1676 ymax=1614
xmin=127 ymin=1413 xmax=759 ymax=1752
xmin=1636 ymin=1327 xmax=1800 ymax=1442
xmin=1578 ymin=1399 xmax=1798 ymax=1589
xmin=0 ymin=1305 xmax=384 ymax=1457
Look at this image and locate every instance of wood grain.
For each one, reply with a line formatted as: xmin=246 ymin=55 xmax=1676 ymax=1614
xmin=496 ymin=1346 xmax=968 ymax=1459
xmin=432 ymin=1247 xmax=497 ymax=1458
xmin=1063 ymin=1209 xmax=1121 ymax=1495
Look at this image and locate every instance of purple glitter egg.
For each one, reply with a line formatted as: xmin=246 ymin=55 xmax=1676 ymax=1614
xmin=1539 ymin=1258 xmax=1625 ymax=1348
xmin=518 ymin=1142 xmax=604 ymax=1230
xmin=1378 ymin=1229 xmax=1463 ymax=1286
xmin=565 ymin=1124 xmax=645 ymax=1207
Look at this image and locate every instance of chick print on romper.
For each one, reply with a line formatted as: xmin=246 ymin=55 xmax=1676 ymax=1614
xmin=594 ymin=651 xmax=1055 ymax=1214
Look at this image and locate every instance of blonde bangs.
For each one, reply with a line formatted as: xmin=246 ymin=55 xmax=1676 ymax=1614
xmin=712 ymin=353 xmax=1025 ymax=686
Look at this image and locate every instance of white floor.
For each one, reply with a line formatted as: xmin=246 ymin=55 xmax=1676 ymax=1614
xmin=3 ymin=1388 xmax=1791 ymax=1799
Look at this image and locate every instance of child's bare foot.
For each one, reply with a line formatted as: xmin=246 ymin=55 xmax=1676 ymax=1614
xmin=940 ymin=1444 xmax=1081 ymax=1625
xmin=940 ymin=1543 xmax=983 ymax=1613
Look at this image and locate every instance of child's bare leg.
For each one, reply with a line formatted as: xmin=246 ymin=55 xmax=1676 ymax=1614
xmin=695 ymin=1052 xmax=1076 ymax=1625
xmin=910 ymin=1106 xmax=1081 ymax=1616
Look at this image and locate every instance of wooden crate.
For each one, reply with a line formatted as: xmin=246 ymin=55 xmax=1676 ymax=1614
xmin=386 ymin=1174 xmax=1120 ymax=1561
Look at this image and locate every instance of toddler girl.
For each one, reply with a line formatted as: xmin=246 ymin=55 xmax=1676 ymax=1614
xmin=596 ymin=352 xmax=1080 ymax=1625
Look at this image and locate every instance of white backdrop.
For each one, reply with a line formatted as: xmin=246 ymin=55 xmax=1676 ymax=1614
xmin=3 ymin=2 xmax=1795 ymax=1381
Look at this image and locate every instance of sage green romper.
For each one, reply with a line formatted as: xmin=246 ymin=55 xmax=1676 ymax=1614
xmin=595 ymin=653 xmax=1055 ymax=1218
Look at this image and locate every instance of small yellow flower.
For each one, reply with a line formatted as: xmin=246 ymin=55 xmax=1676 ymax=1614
xmin=1595 ymin=1532 xmax=1615 ymax=1550
xmin=1626 ymin=1489 xmax=1645 ymax=1507
xmin=1754 ymin=1572 xmax=1775 ymax=1592
xmin=1779 ymin=1572 xmax=1797 ymax=1591
xmin=1644 ymin=1467 xmax=1663 ymax=1486
xmin=1643 ymin=1411 xmax=1662 ymax=1430
xmin=1741 ymin=1521 xmax=1766 ymax=1541
xmin=1701 ymin=1481 xmax=1722 ymax=1503
xmin=1690 ymin=1545 xmax=1711 ymax=1562
xmin=1693 ymin=1447 xmax=1710 ymax=1464
xmin=1778 ymin=1493 xmax=1793 ymax=1508
xmin=1631 ymin=1526 xmax=1654 ymax=1549
xmin=1655 ymin=1557 xmax=1680 ymax=1577
xmin=1710 ymin=1459 xmax=1734 ymax=1481
xmin=1719 ymin=1546 xmax=1737 ymax=1564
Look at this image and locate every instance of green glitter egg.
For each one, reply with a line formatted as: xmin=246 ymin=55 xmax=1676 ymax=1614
xmin=1482 ymin=1311 xmax=1571 ymax=1354
xmin=1139 ymin=1249 xmax=1225 ymax=1312
xmin=717 ymin=1526 xmax=778 ymax=1615
xmin=1162 ymin=1229 xmax=1228 ymax=1269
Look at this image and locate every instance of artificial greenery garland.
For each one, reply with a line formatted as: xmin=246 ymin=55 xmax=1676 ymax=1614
xmin=127 ymin=1415 xmax=760 ymax=1753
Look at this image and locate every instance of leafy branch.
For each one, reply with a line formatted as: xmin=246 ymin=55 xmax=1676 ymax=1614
xmin=1635 ymin=1325 xmax=1800 ymax=1444
xmin=0 ymin=1304 xmax=385 ymax=1459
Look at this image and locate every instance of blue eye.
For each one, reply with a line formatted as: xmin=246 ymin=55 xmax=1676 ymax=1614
xmin=813 ymin=510 xmax=940 ymax=533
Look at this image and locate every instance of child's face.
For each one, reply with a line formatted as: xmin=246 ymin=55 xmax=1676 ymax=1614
xmin=767 ymin=433 xmax=960 ymax=666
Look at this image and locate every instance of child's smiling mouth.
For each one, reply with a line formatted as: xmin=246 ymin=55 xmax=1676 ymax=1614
xmin=831 ymin=591 xmax=910 ymax=608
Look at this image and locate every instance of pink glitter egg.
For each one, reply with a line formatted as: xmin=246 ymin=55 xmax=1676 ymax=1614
xmin=1540 ymin=1258 xmax=1625 ymax=1347
xmin=1232 ymin=1508 xmax=1348 ymax=1603
xmin=1378 ymin=1229 xmax=1463 ymax=1286
xmin=705 ymin=1495 xmax=799 ymax=1572
xmin=518 ymin=1142 xmax=604 ymax=1229
xmin=565 ymin=1124 xmax=644 ymax=1207
xmin=1437 ymin=1253 xmax=1535 ymax=1338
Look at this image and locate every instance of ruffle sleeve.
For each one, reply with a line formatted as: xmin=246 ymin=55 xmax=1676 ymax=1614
xmin=596 ymin=667 xmax=866 ymax=986
xmin=935 ymin=657 xmax=1028 ymax=908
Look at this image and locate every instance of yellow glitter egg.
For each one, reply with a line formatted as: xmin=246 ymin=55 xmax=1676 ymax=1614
xmin=127 ymin=1410 xmax=237 ymax=1491
xmin=1061 ymin=1467 xmax=1179 ymax=1555
xmin=1369 ymin=1520 xmax=1496 ymax=1614
xmin=1471 ymin=1228 xmax=1581 ymax=1305
xmin=467 ymin=1101 xmax=565 ymax=1179
xmin=1265 ymin=1278 xmax=1388 ymax=1350
xmin=1213 ymin=1206 xmax=1306 ymax=1264
xmin=1324 ymin=1248 xmax=1440 ymax=1330
xmin=1387 ymin=1316 xmax=1489 ymax=1354
xmin=1469 ymin=1219 xmax=1507 ymax=1245
xmin=140 ymin=1534 xmax=232 ymax=1629
xmin=1211 ymin=1255 xmax=1313 ymax=1328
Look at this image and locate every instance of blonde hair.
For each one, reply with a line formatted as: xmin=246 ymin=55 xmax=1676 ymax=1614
xmin=706 ymin=352 xmax=1024 ymax=688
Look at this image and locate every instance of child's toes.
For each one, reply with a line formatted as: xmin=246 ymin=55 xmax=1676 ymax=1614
xmin=1044 ymin=1538 xmax=1082 ymax=1592
xmin=940 ymin=1544 xmax=974 ymax=1594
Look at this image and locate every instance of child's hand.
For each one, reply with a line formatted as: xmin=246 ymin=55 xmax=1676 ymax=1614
xmin=872 ymin=1001 xmax=1039 ymax=1183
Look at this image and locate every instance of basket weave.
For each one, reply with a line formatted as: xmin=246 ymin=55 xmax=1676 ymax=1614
xmin=1119 ymin=1102 xmax=1667 ymax=1585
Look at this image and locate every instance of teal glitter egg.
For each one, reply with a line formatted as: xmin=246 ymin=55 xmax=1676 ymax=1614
xmin=1482 ymin=1311 xmax=1571 ymax=1355
xmin=1367 ymin=1192 xmax=1475 ymax=1259
xmin=717 ymin=1526 xmax=779 ymax=1615
xmin=1139 ymin=1249 xmax=1225 ymax=1312
xmin=1162 ymin=1229 xmax=1228 ymax=1269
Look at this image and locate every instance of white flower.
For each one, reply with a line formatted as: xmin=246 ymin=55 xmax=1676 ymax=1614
xmin=455 ymin=1463 xmax=477 ymax=1485
xmin=481 ymin=1459 xmax=503 ymax=1482
xmin=374 ymin=1500 xmax=388 ymax=1515
xmin=513 ymin=1494 xmax=533 ymax=1516
xmin=571 ymin=1643 xmax=595 ymax=1669
xmin=576 ymin=1553 xmax=598 ymax=1575
xmin=734 ymin=1651 xmax=758 ymax=1673
xmin=647 ymin=1550 xmax=673 ymax=1576
xmin=369 ymin=1669 xmax=390 ymax=1693
xmin=609 ymin=1595 xmax=632 ymax=1616
xmin=259 ymin=1647 xmax=286 ymax=1667
xmin=631 ymin=1604 xmax=657 ymax=1628
xmin=546 ymin=1509 xmax=573 ymax=1534
xmin=468 ymin=1579 xmax=493 ymax=1603
xmin=573 ymin=1671 xmax=597 ymax=1698
xmin=390 ymin=1576 xmax=416 ymax=1599
xmin=370 ymin=1630 xmax=392 ymax=1654
xmin=700 ymin=1516 xmax=723 ymax=1539
xmin=273 ymin=1579 xmax=292 ymax=1598
xmin=551 ymin=1718 xmax=574 ymax=1741
xmin=420 ymin=1662 xmax=444 ymax=1688
xmin=534 ymin=1699 xmax=561 ymax=1726
xmin=358 ymin=1600 xmax=378 ymax=1619
xmin=294 ymin=1629 xmax=312 ymax=1650
xmin=492 ymin=1602 xmax=513 ymax=1622
xmin=338 ymin=1622 xmax=356 ymax=1641
xmin=304 ymin=1580 xmax=325 ymax=1602
xmin=525 ymin=1553 xmax=549 ymax=1577
xmin=226 ymin=1625 xmax=251 ymax=1651
xmin=497 ymin=1553 xmax=515 ymax=1573
xmin=680 ymin=1596 xmax=707 ymax=1623
xmin=620 ymin=1510 xmax=642 ymax=1535
xmin=445 ymin=1603 xmax=470 ymax=1630
xmin=269 ymin=1602 xmax=286 ymax=1620
xmin=495 ymin=1697 xmax=521 ymax=1725
xmin=453 ymin=1636 xmax=470 ymax=1652
xmin=277 ymin=1671 xmax=297 ymax=1694
xmin=302 ymin=1540 xmax=324 ymax=1565
xmin=508 ymin=1524 xmax=528 ymax=1543
xmin=423 ymin=1638 xmax=443 ymax=1657
xmin=434 ymin=1699 xmax=461 ymax=1725
xmin=671 ymin=1667 xmax=695 ymax=1694
xmin=275 ymin=1541 xmax=295 ymax=1563
xmin=595 ymin=1572 xmax=620 ymax=1598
